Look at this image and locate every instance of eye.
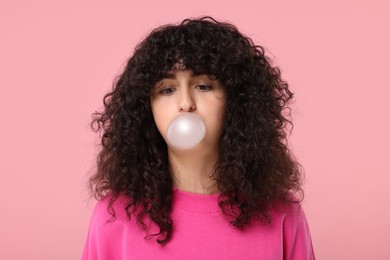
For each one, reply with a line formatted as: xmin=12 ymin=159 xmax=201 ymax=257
xmin=196 ymin=84 xmax=212 ymax=91
xmin=159 ymin=87 xmax=175 ymax=95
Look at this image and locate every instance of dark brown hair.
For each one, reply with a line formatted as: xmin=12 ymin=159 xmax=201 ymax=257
xmin=89 ymin=16 xmax=303 ymax=245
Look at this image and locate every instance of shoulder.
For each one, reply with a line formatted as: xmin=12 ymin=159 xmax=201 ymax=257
xmin=90 ymin=193 xmax=131 ymax=225
xmin=281 ymin=203 xmax=308 ymax=233
xmin=270 ymin=200 xmax=309 ymax=234
xmin=271 ymin=201 xmax=316 ymax=259
xmin=268 ymin=194 xmax=306 ymax=223
xmin=82 ymin=194 xmax=133 ymax=260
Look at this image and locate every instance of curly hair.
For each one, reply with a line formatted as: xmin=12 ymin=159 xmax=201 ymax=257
xmin=89 ymin=16 xmax=304 ymax=245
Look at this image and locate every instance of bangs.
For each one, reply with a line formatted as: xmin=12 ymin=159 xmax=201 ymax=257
xmin=149 ymin=50 xmax=221 ymax=85
xmin=137 ymin=25 xmax=225 ymax=92
xmin=132 ymin=17 xmax=250 ymax=97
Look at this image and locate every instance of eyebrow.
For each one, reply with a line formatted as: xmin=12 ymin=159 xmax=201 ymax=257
xmin=153 ymin=73 xmax=216 ymax=90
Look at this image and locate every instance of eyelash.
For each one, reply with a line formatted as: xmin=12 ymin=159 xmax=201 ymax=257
xmin=159 ymin=88 xmax=175 ymax=95
xmin=196 ymin=84 xmax=212 ymax=91
xmin=158 ymin=84 xmax=212 ymax=95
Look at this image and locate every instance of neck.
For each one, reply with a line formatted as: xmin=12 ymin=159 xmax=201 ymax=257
xmin=168 ymin=147 xmax=219 ymax=195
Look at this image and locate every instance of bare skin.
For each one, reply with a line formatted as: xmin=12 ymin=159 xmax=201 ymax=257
xmin=150 ymin=69 xmax=226 ymax=194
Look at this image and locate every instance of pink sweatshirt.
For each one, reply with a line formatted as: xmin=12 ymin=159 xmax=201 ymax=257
xmin=82 ymin=188 xmax=315 ymax=259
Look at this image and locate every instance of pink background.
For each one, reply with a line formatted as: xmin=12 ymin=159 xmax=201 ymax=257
xmin=1 ymin=0 xmax=389 ymax=259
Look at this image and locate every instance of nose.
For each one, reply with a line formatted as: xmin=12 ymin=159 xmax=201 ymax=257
xmin=178 ymin=88 xmax=196 ymax=112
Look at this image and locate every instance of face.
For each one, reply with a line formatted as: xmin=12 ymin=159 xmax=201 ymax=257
xmin=150 ymin=69 xmax=226 ymax=152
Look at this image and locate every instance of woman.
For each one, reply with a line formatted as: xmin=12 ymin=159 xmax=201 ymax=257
xmin=82 ymin=16 xmax=315 ymax=259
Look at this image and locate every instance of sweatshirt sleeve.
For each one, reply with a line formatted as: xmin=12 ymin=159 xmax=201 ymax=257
xmin=282 ymin=205 xmax=316 ymax=260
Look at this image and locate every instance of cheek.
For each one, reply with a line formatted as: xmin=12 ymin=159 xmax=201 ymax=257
xmin=217 ymin=102 xmax=226 ymax=120
xmin=212 ymin=95 xmax=226 ymax=119
xmin=151 ymin=108 xmax=170 ymax=138
xmin=215 ymin=100 xmax=227 ymax=134
xmin=204 ymin=101 xmax=226 ymax=134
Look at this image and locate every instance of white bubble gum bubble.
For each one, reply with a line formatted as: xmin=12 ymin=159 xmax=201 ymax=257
xmin=166 ymin=112 xmax=206 ymax=150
